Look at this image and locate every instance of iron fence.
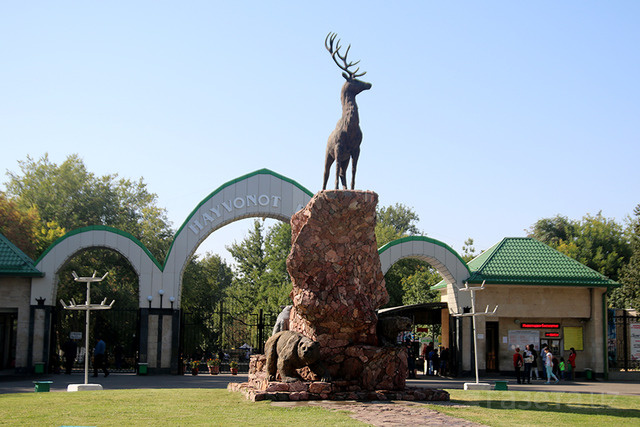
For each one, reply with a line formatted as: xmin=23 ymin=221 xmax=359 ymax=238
xmin=608 ymin=309 xmax=640 ymax=371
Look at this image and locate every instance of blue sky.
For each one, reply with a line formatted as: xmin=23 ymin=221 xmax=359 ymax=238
xmin=1 ymin=1 xmax=638 ymax=263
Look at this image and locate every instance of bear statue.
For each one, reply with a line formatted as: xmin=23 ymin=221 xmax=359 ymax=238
xmin=264 ymin=330 xmax=329 ymax=383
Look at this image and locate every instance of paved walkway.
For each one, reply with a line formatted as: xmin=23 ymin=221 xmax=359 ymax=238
xmin=1 ymin=371 xmax=638 ymax=395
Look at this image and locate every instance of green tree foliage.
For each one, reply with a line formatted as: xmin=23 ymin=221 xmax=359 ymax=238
xmin=528 ymin=212 xmax=631 ymax=282
xmin=461 ymin=238 xmax=477 ymax=262
xmin=0 ymin=193 xmax=65 ymax=258
xmin=5 ymin=154 xmax=173 ymax=261
xmin=375 ymin=203 xmax=421 ymax=247
xmin=225 ymin=220 xmax=292 ymax=315
xmin=611 ymin=205 xmax=640 ymax=310
xmin=181 ymin=253 xmax=234 ymax=353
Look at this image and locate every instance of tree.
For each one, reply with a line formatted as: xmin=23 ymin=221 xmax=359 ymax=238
xmin=528 ymin=212 xmax=631 ymax=282
xmin=375 ymin=203 xmax=421 ymax=247
xmin=225 ymin=220 xmax=292 ymax=315
xmin=0 ymin=193 xmax=65 ymax=258
xmin=400 ymin=265 xmax=441 ymax=305
xmin=611 ymin=204 xmax=640 ymax=310
xmin=461 ymin=238 xmax=477 ymax=262
xmin=5 ymin=154 xmax=173 ymax=261
xmin=181 ymin=253 xmax=233 ymax=353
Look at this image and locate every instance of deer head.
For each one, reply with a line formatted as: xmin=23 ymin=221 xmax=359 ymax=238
xmin=325 ymin=32 xmax=372 ymax=95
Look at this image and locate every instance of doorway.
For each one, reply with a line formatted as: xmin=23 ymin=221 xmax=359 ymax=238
xmin=486 ymin=322 xmax=499 ymax=372
xmin=0 ymin=311 xmax=17 ymax=370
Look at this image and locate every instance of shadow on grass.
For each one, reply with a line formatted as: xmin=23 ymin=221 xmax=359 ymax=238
xmin=450 ymin=394 xmax=640 ymax=420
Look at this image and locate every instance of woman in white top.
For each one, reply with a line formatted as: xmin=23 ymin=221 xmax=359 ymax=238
xmin=544 ymin=347 xmax=559 ymax=384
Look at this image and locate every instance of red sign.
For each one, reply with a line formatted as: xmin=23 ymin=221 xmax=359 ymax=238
xmin=545 ymin=332 xmax=560 ymax=338
xmin=416 ymin=327 xmax=429 ymax=333
xmin=521 ymin=323 xmax=560 ymax=329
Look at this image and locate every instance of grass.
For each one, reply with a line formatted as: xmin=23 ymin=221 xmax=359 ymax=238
xmin=1 ymin=388 xmax=639 ymax=426
xmin=425 ymin=389 xmax=640 ymax=426
xmin=0 ymin=389 xmax=361 ymax=426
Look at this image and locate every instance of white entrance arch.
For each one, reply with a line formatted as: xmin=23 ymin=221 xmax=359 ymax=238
xmin=31 ymin=226 xmax=162 ymax=307
xmin=32 ymin=169 xmax=312 ymax=309
xmin=162 ymin=169 xmax=312 ymax=306
xmin=378 ymin=236 xmax=471 ymax=313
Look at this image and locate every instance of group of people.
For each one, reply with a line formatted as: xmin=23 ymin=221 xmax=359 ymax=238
xmin=61 ymin=335 xmax=111 ymax=377
xmin=513 ymin=344 xmax=577 ymax=384
xmin=418 ymin=342 xmax=450 ymax=377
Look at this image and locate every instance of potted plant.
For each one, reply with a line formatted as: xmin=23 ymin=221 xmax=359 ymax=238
xmin=190 ymin=360 xmax=200 ymax=375
xmin=207 ymin=358 xmax=220 ymax=375
xmin=230 ymin=360 xmax=238 ymax=375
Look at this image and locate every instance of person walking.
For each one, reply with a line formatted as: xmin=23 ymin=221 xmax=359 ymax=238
xmin=513 ymin=347 xmax=524 ymax=384
xmin=543 ymin=347 xmax=559 ymax=384
xmin=568 ymin=347 xmax=577 ymax=380
xmin=529 ymin=344 xmax=540 ymax=381
xmin=523 ymin=345 xmax=533 ymax=384
xmin=93 ymin=336 xmax=109 ymax=378
xmin=61 ymin=337 xmax=77 ymax=375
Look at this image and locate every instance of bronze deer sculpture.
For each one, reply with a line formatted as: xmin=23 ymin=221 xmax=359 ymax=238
xmin=322 ymin=32 xmax=372 ymax=190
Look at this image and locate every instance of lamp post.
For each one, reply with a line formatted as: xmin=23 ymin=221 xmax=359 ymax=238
xmin=169 ymin=296 xmax=175 ymax=310
xmin=453 ymin=281 xmax=497 ymax=391
xmin=147 ymin=295 xmax=153 ymax=308
xmin=60 ymin=271 xmax=114 ymax=392
xmin=158 ymin=289 xmax=164 ymax=309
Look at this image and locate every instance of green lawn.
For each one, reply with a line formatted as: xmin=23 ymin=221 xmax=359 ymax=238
xmin=0 ymin=389 xmax=360 ymax=426
xmin=1 ymin=388 xmax=638 ymax=426
xmin=426 ymin=390 xmax=640 ymax=426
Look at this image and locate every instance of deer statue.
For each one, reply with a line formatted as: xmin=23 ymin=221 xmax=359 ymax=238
xmin=322 ymin=32 xmax=372 ymax=190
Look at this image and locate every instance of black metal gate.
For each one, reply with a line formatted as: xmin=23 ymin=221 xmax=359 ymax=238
xmin=52 ymin=307 xmax=140 ymax=373
xmin=179 ymin=301 xmax=277 ymax=364
xmin=608 ymin=309 xmax=640 ymax=371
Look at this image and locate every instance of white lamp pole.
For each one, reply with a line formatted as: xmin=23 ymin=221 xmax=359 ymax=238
xmin=454 ymin=281 xmax=498 ymax=390
xmin=60 ymin=271 xmax=114 ymax=392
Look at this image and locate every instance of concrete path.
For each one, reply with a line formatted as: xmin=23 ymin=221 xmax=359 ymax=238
xmin=1 ymin=371 xmax=638 ymax=396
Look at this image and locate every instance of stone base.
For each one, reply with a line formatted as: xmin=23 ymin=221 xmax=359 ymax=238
xmin=228 ymin=380 xmax=449 ymax=402
xmin=463 ymin=382 xmax=492 ymax=391
xmin=67 ymin=383 xmax=103 ymax=392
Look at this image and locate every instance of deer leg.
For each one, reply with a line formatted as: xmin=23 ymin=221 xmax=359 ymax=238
xmin=350 ymin=148 xmax=360 ymax=190
xmin=323 ymin=152 xmax=334 ymax=190
xmin=334 ymin=150 xmax=341 ymax=190
xmin=339 ymin=159 xmax=349 ymax=189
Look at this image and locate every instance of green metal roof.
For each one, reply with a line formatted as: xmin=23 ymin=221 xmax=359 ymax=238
xmin=0 ymin=233 xmax=44 ymax=277
xmin=432 ymin=237 xmax=619 ymax=289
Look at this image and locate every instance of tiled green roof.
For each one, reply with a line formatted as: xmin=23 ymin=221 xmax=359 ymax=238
xmin=432 ymin=237 xmax=619 ymax=289
xmin=466 ymin=237 xmax=618 ymax=287
xmin=0 ymin=233 xmax=43 ymax=277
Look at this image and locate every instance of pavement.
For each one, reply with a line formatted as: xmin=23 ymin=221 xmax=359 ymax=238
xmin=1 ymin=371 xmax=638 ymax=396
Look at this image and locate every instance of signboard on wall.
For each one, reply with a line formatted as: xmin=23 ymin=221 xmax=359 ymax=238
xmin=508 ymin=330 xmax=540 ymax=351
xmin=563 ymin=327 xmax=583 ymax=351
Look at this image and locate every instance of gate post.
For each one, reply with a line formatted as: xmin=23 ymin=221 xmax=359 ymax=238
xmin=623 ymin=309 xmax=629 ymax=371
xmin=258 ymin=309 xmax=264 ymax=354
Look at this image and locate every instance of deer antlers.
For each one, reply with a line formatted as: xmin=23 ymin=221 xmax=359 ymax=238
xmin=325 ymin=32 xmax=367 ymax=80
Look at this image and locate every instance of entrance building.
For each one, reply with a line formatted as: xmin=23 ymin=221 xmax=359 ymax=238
xmin=0 ymin=170 xmax=619 ymax=378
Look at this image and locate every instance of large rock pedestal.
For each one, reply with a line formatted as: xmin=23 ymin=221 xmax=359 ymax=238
xmin=287 ymin=190 xmax=404 ymax=388
xmin=229 ymin=190 xmax=449 ymax=402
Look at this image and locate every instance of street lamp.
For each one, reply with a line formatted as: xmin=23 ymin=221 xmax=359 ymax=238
xmin=60 ymin=271 xmax=114 ymax=392
xmin=169 ymin=296 xmax=175 ymax=310
xmin=158 ymin=289 xmax=164 ymax=309
xmin=147 ymin=295 xmax=153 ymax=308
